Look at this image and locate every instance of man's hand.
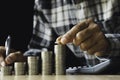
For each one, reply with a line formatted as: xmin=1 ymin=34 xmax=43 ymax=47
xmin=56 ymin=18 xmax=109 ymax=56
xmin=0 ymin=46 xmax=27 ymax=66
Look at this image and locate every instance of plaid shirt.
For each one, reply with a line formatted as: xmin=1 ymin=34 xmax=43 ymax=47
xmin=27 ymin=0 xmax=120 ymax=58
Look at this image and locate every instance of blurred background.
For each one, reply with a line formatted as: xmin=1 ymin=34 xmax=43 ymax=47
xmin=0 ymin=0 xmax=34 ymax=52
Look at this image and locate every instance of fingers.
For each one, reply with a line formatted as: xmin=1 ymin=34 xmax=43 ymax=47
xmin=73 ymin=22 xmax=100 ymax=46
xmin=87 ymin=38 xmax=108 ymax=55
xmin=4 ymin=51 xmax=26 ymax=65
xmin=79 ymin=32 xmax=104 ymax=51
xmin=59 ymin=18 xmax=94 ymax=44
xmin=15 ymin=51 xmax=27 ymax=62
xmin=56 ymin=18 xmax=108 ymax=56
xmin=60 ymin=20 xmax=88 ymax=44
xmin=5 ymin=52 xmax=18 ymax=65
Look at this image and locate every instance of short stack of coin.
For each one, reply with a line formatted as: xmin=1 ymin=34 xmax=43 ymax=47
xmin=14 ymin=62 xmax=25 ymax=75
xmin=27 ymin=56 xmax=39 ymax=75
xmin=54 ymin=44 xmax=66 ymax=75
xmin=1 ymin=66 xmax=12 ymax=75
xmin=41 ymin=51 xmax=53 ymax=75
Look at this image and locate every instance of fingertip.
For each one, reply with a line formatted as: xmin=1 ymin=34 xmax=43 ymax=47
xmin=60 ymin=37 xmax=68 ymax=45
xmin=86 ymin=18 xmax=94 ymax=24
xmin=55 ymin=36 xmax=63 ymax=44
xmin=95 ymin=52 xmax=103 ymax=57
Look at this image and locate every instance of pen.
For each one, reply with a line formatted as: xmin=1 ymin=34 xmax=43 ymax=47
xmin=1 ymin=35 xmax=11 ymax=66
xmin=5 ymin=35 xmax=11 ymax=56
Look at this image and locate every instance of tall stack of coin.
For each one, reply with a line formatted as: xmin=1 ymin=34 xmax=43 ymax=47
xmin=1 ymin=66 xmax=12 ymax=75
xmin=41 ymin=51 xmax=53 ymax=75
xmin=27 ymin=56 xmax=39 ymax=75
xmin=14 ymin=62 xmax=25 ymax=75
xmin=54 ymin=44 xmax=66 ymax=75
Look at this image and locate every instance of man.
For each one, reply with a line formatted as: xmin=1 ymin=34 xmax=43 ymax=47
xmin=0 ymin=0 xmax=120 ymax=74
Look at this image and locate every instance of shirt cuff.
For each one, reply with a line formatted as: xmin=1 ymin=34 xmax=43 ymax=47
xmin=23 ymin=48 xmax=48 ymax=56
xmin=105 ymin=34 xmax=120 ymax=58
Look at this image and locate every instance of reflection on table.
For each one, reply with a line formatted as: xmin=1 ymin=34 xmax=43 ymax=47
xmin=1 ymin=75 xmax=120 ymax=80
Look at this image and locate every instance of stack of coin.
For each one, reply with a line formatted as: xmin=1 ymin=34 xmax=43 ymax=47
xmin=54 ymin=44 xmax=66 ymax=75
xmin=41 ymin=51 xmax=53 ymax=75
xmin=1 ymin=66 xmax=12 ymax=75
xmin=27 ymin=56 xmax=39 ymax=75
xmin=14 ymin=62 xmax=25 ymax=75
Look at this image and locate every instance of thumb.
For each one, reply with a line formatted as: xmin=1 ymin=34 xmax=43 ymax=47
xmin=95 ymin=52 xmax=105 ymax=57
xmin=1 ymin=61 xmax=7 ymax=66
xmin=0 ymin=57 xmax=5 ymax=66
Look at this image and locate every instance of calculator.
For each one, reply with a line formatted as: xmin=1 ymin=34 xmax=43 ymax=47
xmin=66 ymin=56 xmax=110 ymax=74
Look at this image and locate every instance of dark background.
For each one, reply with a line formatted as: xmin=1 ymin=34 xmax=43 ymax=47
xmin=0 ymin=0 xmax=34 ymax=52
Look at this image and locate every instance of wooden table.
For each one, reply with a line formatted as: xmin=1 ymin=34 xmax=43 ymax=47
xmin=1 ymin=75 xmax=120 ymax=80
